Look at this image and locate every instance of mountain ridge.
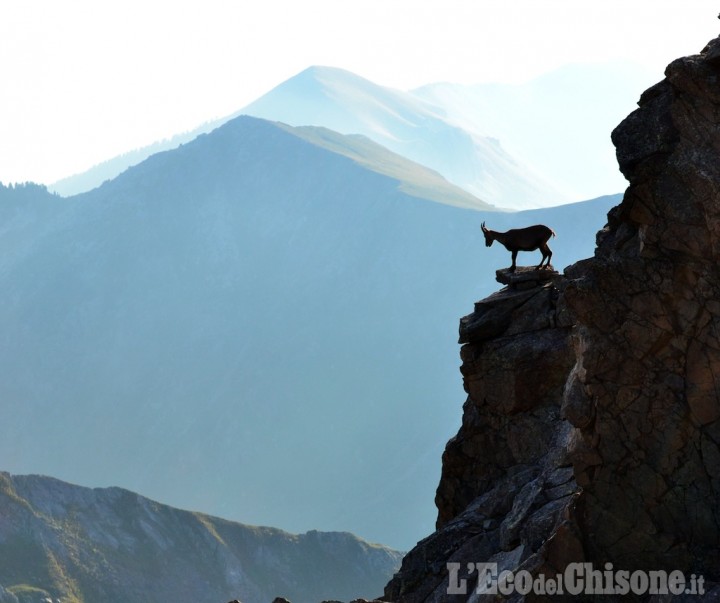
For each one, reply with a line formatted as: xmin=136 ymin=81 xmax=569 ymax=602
xmin=0 ymin=471 xmax=401 ymax=603
xmin=0 ymin=114 xmax=619 ymax=551
xmin=46 ymin=63 xmax=641 ymax=210
xmin=412 ymin=60 xmax=657 ymax=200
xmin=274 ymin=122 xmax=493 ymax=209
xmin=242 ymin=65 xmax=567 ymax=209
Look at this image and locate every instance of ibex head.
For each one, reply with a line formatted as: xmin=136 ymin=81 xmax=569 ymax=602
xmin=481 ymin=221 xmax=493 ymax=247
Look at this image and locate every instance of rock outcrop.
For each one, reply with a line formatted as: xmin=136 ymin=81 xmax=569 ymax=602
xmin=385 ymin=268 xmax=580 ymax=602
xmin=385 ymin=35 xmax=720 ymax=601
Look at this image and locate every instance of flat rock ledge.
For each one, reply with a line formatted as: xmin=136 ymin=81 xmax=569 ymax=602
xmin=459 ymin=267 xmax=567 ymax=345
xmin=495 ymin=265 xmax=558 ymax=289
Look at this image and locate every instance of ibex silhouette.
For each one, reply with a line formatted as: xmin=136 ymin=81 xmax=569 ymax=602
xmin=481 ymin=222 xmax=555 ymax=272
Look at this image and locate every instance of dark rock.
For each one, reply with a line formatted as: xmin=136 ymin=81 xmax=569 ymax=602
xmin=386 ymin=260 xmax=578 ymax=603
xmin=385 ymin=34 xmax=720 ymax=602
xmin=439 ymin=273 xmax=576 ymax=528
xmin=565 ymin=31 xmax=720 ymax=577
xmin=561 ymin=361 xmax=594 ymax=428
xmin=459 ymin=286 xmax=540 ymax=343
xmin=495 ymin=265 xmax=559 ymax=289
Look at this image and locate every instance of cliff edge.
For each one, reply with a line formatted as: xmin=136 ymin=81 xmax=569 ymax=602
xmin=385 ymin=34 xmax=720 ymax=601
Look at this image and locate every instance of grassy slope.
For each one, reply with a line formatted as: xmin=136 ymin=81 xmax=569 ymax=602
xmin=0 ymin=473 xmax=402 ymax=603
xmin=279 ymin=123 xmax=497 ymax=211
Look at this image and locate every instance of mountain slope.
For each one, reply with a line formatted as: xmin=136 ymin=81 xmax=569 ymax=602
xmin=51 ymin=109 xmax=490 ymax=211
xmin=0 ymin=472 xmax=401 ymax=603
xmin=412 ymin=61 xmax=657 ymax=202
xmin=281 ymin=124 xmax=488 ymax=209
xmin=52 ymin=67 xmax=568 ymax=210
xmin=49 ymin=130 xmax=213 ymax=197
xmin=242 ymin=66 xmax=567 ymax=209
xmin=0 ymin=115 xmax=619 ymax=551
xmin=50 ymin=63 xmax=647 ymax=209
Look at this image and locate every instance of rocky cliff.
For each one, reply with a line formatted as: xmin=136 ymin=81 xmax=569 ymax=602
xmin=0 ymin=473 xmax=401 ymax=603
xmin=384 ymin=35 xmax=720 ymax=601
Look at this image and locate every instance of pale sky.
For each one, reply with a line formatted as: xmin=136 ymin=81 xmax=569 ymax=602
xmin=1 ymin=0 xmax=718 ymax=185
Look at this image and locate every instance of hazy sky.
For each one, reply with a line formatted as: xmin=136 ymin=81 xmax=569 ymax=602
xmin=1 ymin=0 xmax=717 ymax=185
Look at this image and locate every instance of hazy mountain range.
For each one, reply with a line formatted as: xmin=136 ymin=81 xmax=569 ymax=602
xmin=0 ymin=113 xmax=620 ymax=552
xmin=0 ymin=472 xmax=401 ymax=603
xmin=412 ymin=61 xmax=656 ymax=200
xmin=241 ymin=66 xmax=565 ymax=209
xmin=50 ymin=63 xmax=650 ymax=209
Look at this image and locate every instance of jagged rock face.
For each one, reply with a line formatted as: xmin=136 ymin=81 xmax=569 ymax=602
xmin=437 ymin=270 xmax=575 ymax=527
xmin=385 ymin=270 xmax=581 ymax=601
xmin=564 ymin=35 xmax=720 ymax=573
xmin=385 ymin=36 xmax=720 ymax=601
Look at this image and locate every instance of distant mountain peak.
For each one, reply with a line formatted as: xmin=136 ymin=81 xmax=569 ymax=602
xmin=52 ymin=65 xmax=572 ymax=210
xmin=297 ymin=64 xmax=366 ymax=80
xmin=243 ymin=67 xmax=568 ymax=210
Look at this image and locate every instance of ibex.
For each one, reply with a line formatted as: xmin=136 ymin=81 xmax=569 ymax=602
xmin=481 ymin=222 xmax=556 ymax=272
